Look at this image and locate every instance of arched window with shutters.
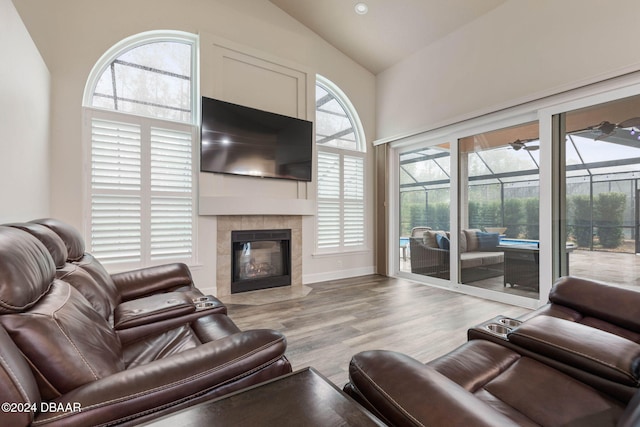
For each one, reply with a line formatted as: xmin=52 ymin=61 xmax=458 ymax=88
xmin=315 ymin=75 xmax=366 ymax=252
xmin=82 ymin=31 xmax=198 ymax=269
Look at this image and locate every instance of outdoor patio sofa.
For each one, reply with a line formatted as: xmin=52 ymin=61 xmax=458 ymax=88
xmin=0 ymin=222 xmax=292 ymax=426
xmin=344 ymin=275 xmax=640 ymax=426
xmin=409 ymin=227 xmax=504 ymax=282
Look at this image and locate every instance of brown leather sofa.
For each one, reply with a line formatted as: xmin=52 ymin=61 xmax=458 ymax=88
xmin=346 ymin=340 xmax=639 ymax=427
xmin=345 ymin=276 xmax=640 ymax=426
xmin=468 ymin=276 xmax=640 ymax=402
xmin=7 ymin=220 xmax=229 ymax=343
xmin=516 ymin=275 xmax=640 ymax=342
xmin=0 ymin=226 xmax=292 ymax=426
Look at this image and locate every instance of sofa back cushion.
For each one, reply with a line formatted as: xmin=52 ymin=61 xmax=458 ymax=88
xmin=477 ymin=232 xmax=500 ymax=251
xmin=424 ymin=230 xmax=446 ymax=248
xmin=463 ymin=229 xmax=482 ymax=252
xmin=0 ymin=227 xmax=54 ymax=314
xmin=0 ymin=281 xmax=124 ymax=399
xmin=31 ymin=218 xmax=86 ymax=262
xmin=411 ymin=226 xmax=431 ymax=237
xmin=550 ymin=276 xmax=640 ymax=333
xmin=7 ymin=223 xmax=69 ymax=269
xmin=57 ymin=264 xmax=114 ymax=321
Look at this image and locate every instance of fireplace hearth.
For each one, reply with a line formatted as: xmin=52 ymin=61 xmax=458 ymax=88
xmin=231 ymin=229 xmax=291 ymax=294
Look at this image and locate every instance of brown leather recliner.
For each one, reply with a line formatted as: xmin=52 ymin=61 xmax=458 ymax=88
xmin=0 ymin=226 xmax=292 ymax=426
xmin=345 ymin=275 xmax=640 ymax=426
xmin=517 ymin=276 xmax=640 ymax=342
xmin=29 ymin=217 xmax=217 ymax=301
xmin=345 ymin=339 xmax=640 ymax=427
xmin=7 ymin=221 xmax=228 ymax=344
xmin=467 ymin=276 xmax=640 ymax=402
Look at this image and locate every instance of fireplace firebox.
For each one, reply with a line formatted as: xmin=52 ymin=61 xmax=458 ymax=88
xmin=231 ymin=229 xmax=291 ymax=294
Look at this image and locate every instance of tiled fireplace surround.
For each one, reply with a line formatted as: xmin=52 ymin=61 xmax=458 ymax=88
xmin=216 ymin=215 xmax=302 ymax=296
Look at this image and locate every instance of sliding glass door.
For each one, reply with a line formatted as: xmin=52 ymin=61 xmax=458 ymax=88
xmin=458 ymin=122 xmax=540 ymax=300
xmin=392 ymin=74 xmax=640 ymax=307
xmin=398 ymin=144 xmax=451 ymax=280
xmin=557 ymin=94 xmax=640 ymax=288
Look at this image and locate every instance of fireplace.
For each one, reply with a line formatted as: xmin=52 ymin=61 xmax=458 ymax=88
xmin=231 ymin=229 xmax=291 ymax=293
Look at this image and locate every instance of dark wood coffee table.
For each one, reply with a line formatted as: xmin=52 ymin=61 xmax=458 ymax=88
xmin=144 ymin=367 xmax=386 ymax=426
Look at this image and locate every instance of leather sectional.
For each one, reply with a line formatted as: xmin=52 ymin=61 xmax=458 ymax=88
xmin=345 ymin=276 xmax=640 ymax=426
xmin=0 ymin=221 xmax=292 ymax=426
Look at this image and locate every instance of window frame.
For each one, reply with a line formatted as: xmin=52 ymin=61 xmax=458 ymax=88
xmin=82 ymin=31 xmax=199 ymax=271
xmin=315 ymin=75 xmax=367 ymax=254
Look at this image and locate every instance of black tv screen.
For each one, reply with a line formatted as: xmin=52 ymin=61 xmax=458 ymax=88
xmin=200 ymin=97 xmax=313 ymax=181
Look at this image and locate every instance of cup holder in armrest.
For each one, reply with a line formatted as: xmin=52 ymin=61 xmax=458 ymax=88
xmin=498 ymin=318 xmax=522 ymax=328
xmin=485 ymin=323 xmax=512 ymax=337
xmin=195 ymin=301 xmax=216 ymax=310
xmin=468 ymin=315 xmax=524 ymax=341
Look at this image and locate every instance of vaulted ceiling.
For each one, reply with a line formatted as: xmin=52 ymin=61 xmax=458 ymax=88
xmin=269 ymin=0 xmax=507 ymax=74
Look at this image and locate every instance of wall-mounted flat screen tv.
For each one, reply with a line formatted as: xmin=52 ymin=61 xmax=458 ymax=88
xmin=200 ymin=97 xmax=313 ymax=182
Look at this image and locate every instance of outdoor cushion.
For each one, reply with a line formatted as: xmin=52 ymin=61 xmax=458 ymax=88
xmin=436 ymin=234 xmax=450 ymax=250
xmin=424 ymin=230 xmax=446 ymax=248
xmin=464 ymin=229 xmax=482 ymax=252
xmin=477 ymin=232 xmax=500 ymax=251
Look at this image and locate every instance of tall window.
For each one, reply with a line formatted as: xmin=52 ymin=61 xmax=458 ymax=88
xmin=315 ymin=76 xmax=366 ymax=252
xmin=83 ymin=31 xmax=197 ymax=268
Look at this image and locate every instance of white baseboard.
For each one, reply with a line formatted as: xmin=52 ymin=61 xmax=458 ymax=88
xmin=303 ymin=266 xmax=376 ymax=285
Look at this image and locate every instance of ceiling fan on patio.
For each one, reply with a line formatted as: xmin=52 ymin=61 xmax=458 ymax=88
xmin=587 ymin=117 xmax=640 ymax=140
xmin=509 ymin=139 xmax=539 ymax=151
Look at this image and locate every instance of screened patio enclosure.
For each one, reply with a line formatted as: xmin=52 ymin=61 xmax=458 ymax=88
xmin=401 ymin=130 xmax=640 ymax=252
xmin=399 ymin=120 xmax=640 ymax=292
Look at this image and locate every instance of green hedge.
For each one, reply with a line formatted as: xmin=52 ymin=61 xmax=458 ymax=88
xmin=570 ymin=195 xmax=592 ymax=247
xmin=594 ymin=192 xmax=626 ymax=248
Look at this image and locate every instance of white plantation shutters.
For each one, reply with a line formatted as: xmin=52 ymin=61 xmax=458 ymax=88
xmin=150 ymin=128 xmax=193 ymax=261
xmin=89 ymin=113 xmax=195 ymax=267
xmin=90 ymin=119 xmax=143 ymax=263
xmin=316 ymin=76 xmax=366 ymax=252
xmin=317 ymin=151 xmax=341 ymax=249
xmin=84 ymin=33 xmax=197 ymax=269
xmin=317 ymin=151 xmax=365 ymax=250
xmin=343 ymin=155 xmax=364 ymax=247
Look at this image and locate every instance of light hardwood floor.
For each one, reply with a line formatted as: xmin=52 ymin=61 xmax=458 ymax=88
xmin=221 ymin=275 xmax=531 ymax=388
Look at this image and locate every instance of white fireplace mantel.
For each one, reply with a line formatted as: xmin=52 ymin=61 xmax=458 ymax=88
xmin=199 ymin=196 xmax=315 ymax=216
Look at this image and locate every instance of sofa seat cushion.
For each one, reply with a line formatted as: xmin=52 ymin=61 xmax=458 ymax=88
xmin=123 ymin=324 xmax=200 ymax=369
xmin=433 ymin=340 xmax=626 ymax=425
xmin=477 ymin=251 xmax=504 ymax=266
xmin=0 ymin=281 xmax=124 ymax=399
xmin=460 ymin=252 xmax=485 ymax=269
xmin=460 ymin=251 xmax=503 ymax=269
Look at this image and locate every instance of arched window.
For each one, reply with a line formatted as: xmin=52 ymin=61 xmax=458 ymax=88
xmin=315 ymin=75 xmax=366 ymax=251
xmin=83 ymin=31 xmax=198 ymax=268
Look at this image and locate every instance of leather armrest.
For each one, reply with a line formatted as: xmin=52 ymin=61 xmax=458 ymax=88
xmin=33 ymin=329 xmax=288 ymax=426
xmin=113 ymin=292 xmax=196 ymax=330
xmin=348 ymin=350 xmax=518 ymax=427
xmin=508 ymin=316 xmax=640 ymax=386
xmin=550 ymin=276 xmax=640 ymax=332
xmin=111 ymin=263 xmax=194 ymax=300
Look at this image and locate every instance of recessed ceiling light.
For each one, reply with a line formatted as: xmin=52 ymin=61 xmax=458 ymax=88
xmin=354 ymin=2 xmax=368 ymax=15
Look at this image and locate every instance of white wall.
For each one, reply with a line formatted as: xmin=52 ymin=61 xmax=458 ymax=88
xmin=0 ymin=0 xmax=50 ymax=222
xmin=377 ymin=0 xmax=640 ymax=141
xmin=12 ymin=0 xmax=376 ymax=292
